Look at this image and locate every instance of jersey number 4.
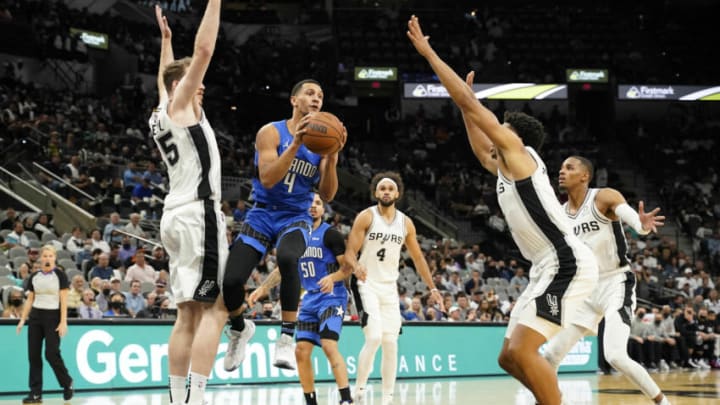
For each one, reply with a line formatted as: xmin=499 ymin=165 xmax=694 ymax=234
xmin=157 ymin=133 xmax=179 ymax=166
xmin=284 ymin=172 xmax=296 ymax=193
xmin=376 ymin=248 xmax=386 ymax=262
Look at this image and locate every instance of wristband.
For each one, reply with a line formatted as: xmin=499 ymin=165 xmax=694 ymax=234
xmin=430 ymin=288 xmax=438 ymax=293
xmin=615 ymin=203 xmax=650 ymax=235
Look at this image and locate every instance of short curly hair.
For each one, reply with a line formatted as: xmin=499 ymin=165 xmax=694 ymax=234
xmin=369 ymin=171 xmax=404 ymax=201
xmin=504 ymin=111 xmax=546 ymax=151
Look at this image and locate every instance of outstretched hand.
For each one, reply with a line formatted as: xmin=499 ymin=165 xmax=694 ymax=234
xmin=465 ymin=71 xmax=475 ymax=87
xmin=638 ymin=201 xmax=665 ymax=234
xmin=155 ymin=4 xmax=172 ymax=39
xmin=406 ymin=15 xmax=434 ymax=58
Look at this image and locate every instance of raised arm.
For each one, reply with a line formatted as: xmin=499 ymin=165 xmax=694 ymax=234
xmin=595 ymin=188 xmax=665 ymax=235
xmin=461 ymin=71 xmax=498 ymax=174
xmin=169 ymin=0 xmax=220 ymax=111
xmin=343 ymin=209 xmax=373 ymax=281
xmin=155 ymin=5 xmax=174 ymax=104
xmin=407 ymin=15 xmax=536 ymax=179
xmin=316 ymin=127 xmax=345 ymax=202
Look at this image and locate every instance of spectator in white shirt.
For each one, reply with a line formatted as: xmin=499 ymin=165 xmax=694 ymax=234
xmin=65 ymin=226 xmax=87 ymax=257
xmin=6 ymin=221 xmax=30 ymax=248
xmin=89 ymin=229 xmax=110 ymax=253
xmin=123 ymin=213 xmax=146 ymax=247
xmin=124 ymin=249 xmax=156 ymax=283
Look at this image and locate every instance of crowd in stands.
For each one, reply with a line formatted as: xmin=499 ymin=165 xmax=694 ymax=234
xmin=1 ymin=0 xmax=719 ymax=375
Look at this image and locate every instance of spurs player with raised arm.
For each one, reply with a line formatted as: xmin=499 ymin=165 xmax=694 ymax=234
xmin=542 ymin=156 xmax=670 ymax=405
xmin=344 ymin=171 xmax=443 ymax=405
xmin=152 ymin=3 xmax=228 ymax=405
xmin=408 ymin=15 xmax=598 ymax=405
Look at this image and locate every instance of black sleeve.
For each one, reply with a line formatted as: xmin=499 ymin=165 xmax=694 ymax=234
xmin=323 ymin=228 xmax=346 ymax=257
xmin=56 ymin=268 xmax=70 ymax=289
xmin=27 ymin=272 xmax=37 ymax=292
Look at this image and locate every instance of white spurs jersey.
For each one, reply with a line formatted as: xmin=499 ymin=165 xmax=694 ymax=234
xmin=565 ymin=188 xmax=630 ymax=276
xmin=151 ymin=100 xmax=222 ymax=210
xmin=496 ymin=147 xmax=588 ymax=266
xmin=358 ymin=206 xmax=407 ymax=284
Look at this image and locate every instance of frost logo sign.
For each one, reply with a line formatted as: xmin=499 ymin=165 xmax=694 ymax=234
xmin=412 ymin=85 xmax=427 ymax=97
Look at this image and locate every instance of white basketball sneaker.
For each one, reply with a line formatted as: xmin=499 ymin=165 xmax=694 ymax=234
xmin=223 ymin=320 xmax=256 ymax=372
xmin=273 ymin=333 xmax=297 ymax=370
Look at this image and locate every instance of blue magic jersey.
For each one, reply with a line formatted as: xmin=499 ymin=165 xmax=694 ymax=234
xmin=251 ymin=120 xmax=322 ymax=212
xmin=298 ymin=223 xmax=346 ymax=296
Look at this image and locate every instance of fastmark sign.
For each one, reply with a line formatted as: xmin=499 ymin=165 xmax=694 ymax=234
xmin=404 ymin=83 xmax=567 ymax=100
xmin=354 ymin=67 xmax=398 ymax=81
xmin=70 ymin=28 xmax=109 ymax=50
xmin=618 ymin=85 xmax=720 ymax=100
xmin=566 ymin=69 xmax=608 ymax=83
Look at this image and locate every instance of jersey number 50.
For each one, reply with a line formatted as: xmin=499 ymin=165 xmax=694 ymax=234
xmin=300 ymin=261 xmax=316 ymax=278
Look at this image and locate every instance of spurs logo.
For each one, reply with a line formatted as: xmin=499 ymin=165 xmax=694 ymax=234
xmin=197 ymin=280 xmax=215 ymax=296
xmin=546 ymin=293 xmax=559 ymax=317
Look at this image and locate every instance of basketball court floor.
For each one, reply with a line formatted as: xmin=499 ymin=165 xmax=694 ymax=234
xmin=1 ymin=371 xmax=717 ymax=404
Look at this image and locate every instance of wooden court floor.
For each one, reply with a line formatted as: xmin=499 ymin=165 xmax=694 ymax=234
xmin=0 ymin=370 xmax=717 ymax=404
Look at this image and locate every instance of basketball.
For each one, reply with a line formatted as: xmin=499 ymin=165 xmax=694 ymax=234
xmin=302 ymin=112 xmax=345 ymax=155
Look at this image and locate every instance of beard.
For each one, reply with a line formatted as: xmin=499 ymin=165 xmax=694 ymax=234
xmin=378 ymin=197 xmax=396 ymax=207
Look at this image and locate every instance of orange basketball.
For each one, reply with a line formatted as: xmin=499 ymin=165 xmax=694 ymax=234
xmin=302 ymin=112 xmax=345 ymax=155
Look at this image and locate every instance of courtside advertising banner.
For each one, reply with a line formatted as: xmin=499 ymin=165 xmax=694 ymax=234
xmin=403 ymin=83 xmax=568 ymax=100
xmin=618 ymin=85 xmax=720 ymax=100
xmin=0 ymin=322 xmax=596 ymax=393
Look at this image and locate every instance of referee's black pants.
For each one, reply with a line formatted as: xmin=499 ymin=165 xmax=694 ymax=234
xmin=27 ymin=309 xmax=72 ymax=395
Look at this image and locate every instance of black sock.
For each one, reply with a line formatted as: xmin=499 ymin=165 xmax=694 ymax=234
xmin=304 ymin=391 xmax=317 ymax=405
xmin=281 ymin=321 xmax=295 ymax=337
xmin=339 ymin=386 xmax=352 ymax=402
xmin=230 ymin=315 xmax=246 ymax=332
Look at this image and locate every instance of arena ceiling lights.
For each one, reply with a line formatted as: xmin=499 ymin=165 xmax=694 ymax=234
xmin=618 ymin=85 xmax=720 ymax=101
xmin=403 ymin=83 xmax=568 ymax=100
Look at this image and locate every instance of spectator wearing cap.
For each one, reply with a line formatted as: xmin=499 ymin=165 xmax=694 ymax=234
xmin=153 ymin=279 xmax=175 ymax=308
xmin=123 ymin=280 xmax=146 ymax=317
xmin=110 ymin=277 xmax=123 ymax=295
xmin=25 ymin=247 xmax=41 ymax=268
xmin=148 ymin=246 xmax=168 ymax=272
xmin=124 ymin=249 xmax=156 ymax=284
xmin=447 ymin=306 xmax=462 ymax=322
xmin=676 ymin=268 xmax=695 ymax=290
xmin=89 ymin=253 xmax=114 ymax=280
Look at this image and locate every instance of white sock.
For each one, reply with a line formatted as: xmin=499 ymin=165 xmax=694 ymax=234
xmin=187 ymin=372 xmax=208 ymax=405
xmin=169 ymin=374 xmax=187 ymax=404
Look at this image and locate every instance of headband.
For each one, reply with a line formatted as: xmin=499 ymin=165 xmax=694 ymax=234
xmin=376 ymin=177 xmax=398 ymax=190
